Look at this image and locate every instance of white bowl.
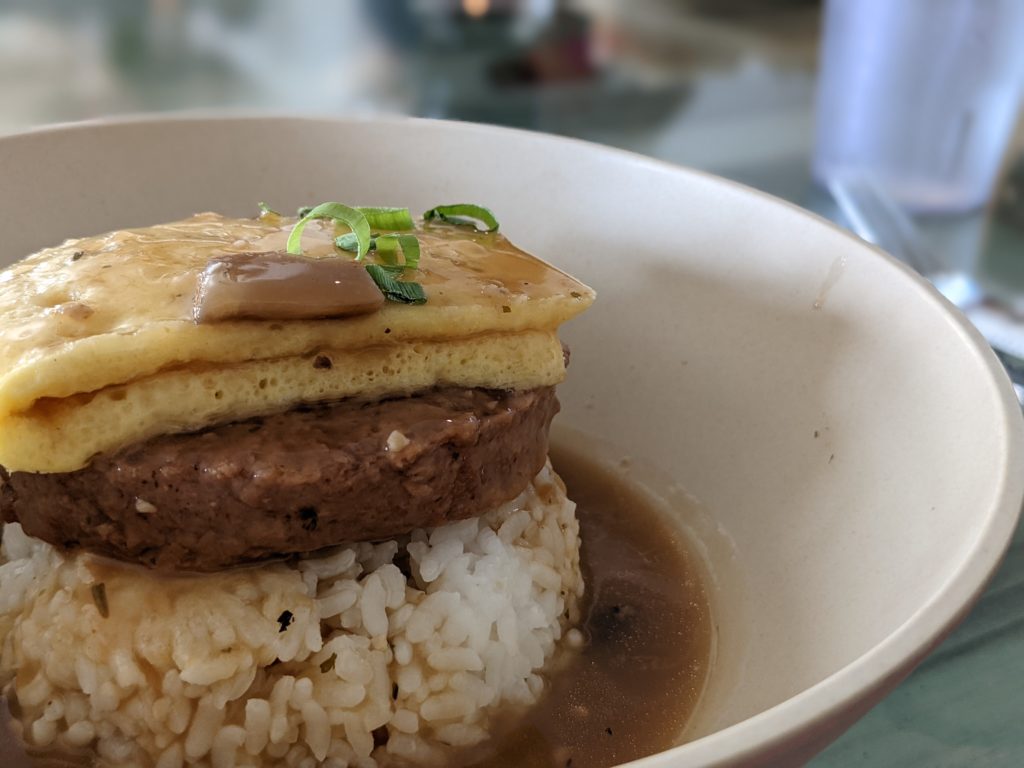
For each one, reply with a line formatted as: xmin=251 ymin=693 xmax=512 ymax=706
xmin=0 ymin=116 xmax=1020 ymax=767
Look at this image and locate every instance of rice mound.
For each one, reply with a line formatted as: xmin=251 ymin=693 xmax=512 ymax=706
xmin=0 ymin=462 xmax=583 ymax=767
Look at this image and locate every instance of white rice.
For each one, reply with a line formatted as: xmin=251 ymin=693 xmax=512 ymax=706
xmin=0 ymin=461 xmax=583 ymax=767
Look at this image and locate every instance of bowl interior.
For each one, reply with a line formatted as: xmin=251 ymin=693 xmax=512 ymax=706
xmin=0 ymin=116 xmax=1020 ymax=765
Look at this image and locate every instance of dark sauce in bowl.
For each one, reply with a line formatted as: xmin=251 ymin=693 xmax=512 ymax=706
xmin=467 ymin=444 xmax=714 ymax=767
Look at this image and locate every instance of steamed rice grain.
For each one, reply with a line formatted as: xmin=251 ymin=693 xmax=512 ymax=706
xmin=0 ymin=462 xmax=582 ymax=767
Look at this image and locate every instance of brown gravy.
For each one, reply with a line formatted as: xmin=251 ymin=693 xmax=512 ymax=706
xmin=1 ymin=446 xmax=713 ymax=768
xmin=466 ymin=445 xmax=714 ymax=767
xmin=192 ymin=251 xmax=385 ymax=323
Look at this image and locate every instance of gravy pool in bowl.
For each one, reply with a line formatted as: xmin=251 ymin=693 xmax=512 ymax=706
xmin=0 ymin=203 xmax=713 ymax=767
xmin=470 ymin=442 xmax=713 ymax=768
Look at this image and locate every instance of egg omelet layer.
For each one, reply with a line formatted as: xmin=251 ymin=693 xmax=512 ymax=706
xmin=0 ymin=213 xmax=593 ymax=472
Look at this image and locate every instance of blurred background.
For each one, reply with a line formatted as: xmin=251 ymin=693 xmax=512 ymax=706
xmin=2 ymin=1 xmax=1023 ymax=333
xmin=2 ymin=1 xmax=1024 ymax=765
xmin=0 ymin=0 xmax=822 ymax=194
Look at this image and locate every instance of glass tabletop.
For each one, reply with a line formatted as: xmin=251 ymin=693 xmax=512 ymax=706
xmin=1 ymin=1 xmax=1021 ymax=764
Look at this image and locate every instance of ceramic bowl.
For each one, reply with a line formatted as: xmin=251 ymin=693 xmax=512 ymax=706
xmin=0 ymin=116 xmax=1020 ymax=767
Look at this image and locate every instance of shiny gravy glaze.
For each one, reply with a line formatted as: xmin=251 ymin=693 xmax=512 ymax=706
xmin=1 ymin=445 xmax=713 ymax=768
xmin=193 ymin=252 xmax=385 ymax=323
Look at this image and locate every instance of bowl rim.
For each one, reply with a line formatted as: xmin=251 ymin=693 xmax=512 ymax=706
xmin=3 ymin=113 xmax=1023 ymax=766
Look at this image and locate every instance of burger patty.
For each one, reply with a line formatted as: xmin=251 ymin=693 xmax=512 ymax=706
xmin=0 ymin=386 xmax=558 ymax=572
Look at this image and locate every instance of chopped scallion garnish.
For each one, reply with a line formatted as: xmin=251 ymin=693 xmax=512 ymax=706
xmin=334 ymin=233 xmax=363 ymax=252
xmin=257 ymin=201 xmax=281 ymax=217
xmin=298 ymin=205 xmax=413 ymax=230
xmin=423 ymin=204 xmax=499 ymax=232
xmin=335 ymin=233 xmax=421 ymax=269
xmin=356 ymin=206 xmax=415 ymax=230
xmin=365 ymin=264 xmax=427 ymax=305
xmin=283 ymin=200 xmax=436 ymax=304
xmin=288 ymin=202 xmax=372 ymax=260
xmin=375 ymin=234 xmax=421 ymax=268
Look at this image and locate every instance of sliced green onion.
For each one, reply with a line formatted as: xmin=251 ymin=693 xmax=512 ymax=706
xmin=356 ymin=206 xmax=415 ymax=230
xmin=375 ymin=234 xmax=421 ymax=268
xmin=335 ymin=232 xmax=421 ymax=269
xmin=288 ymin=202 xmax=371 ymax=260
xmin=257 ymin=201 xmax=281 ymax=216
xmin=299 ymin=205 xmax=414 ymax=231
xmin=423 ymin=204 xmax=499 ymax=233
xmin=334 ymin=232 xmax=364 ymax=253
xmin=366 ymin=264 xmax=427 ymax=305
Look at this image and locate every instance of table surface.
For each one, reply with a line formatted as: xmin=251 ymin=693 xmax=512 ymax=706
xmin=1 ymin=2 xmax=1022 ymax=765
